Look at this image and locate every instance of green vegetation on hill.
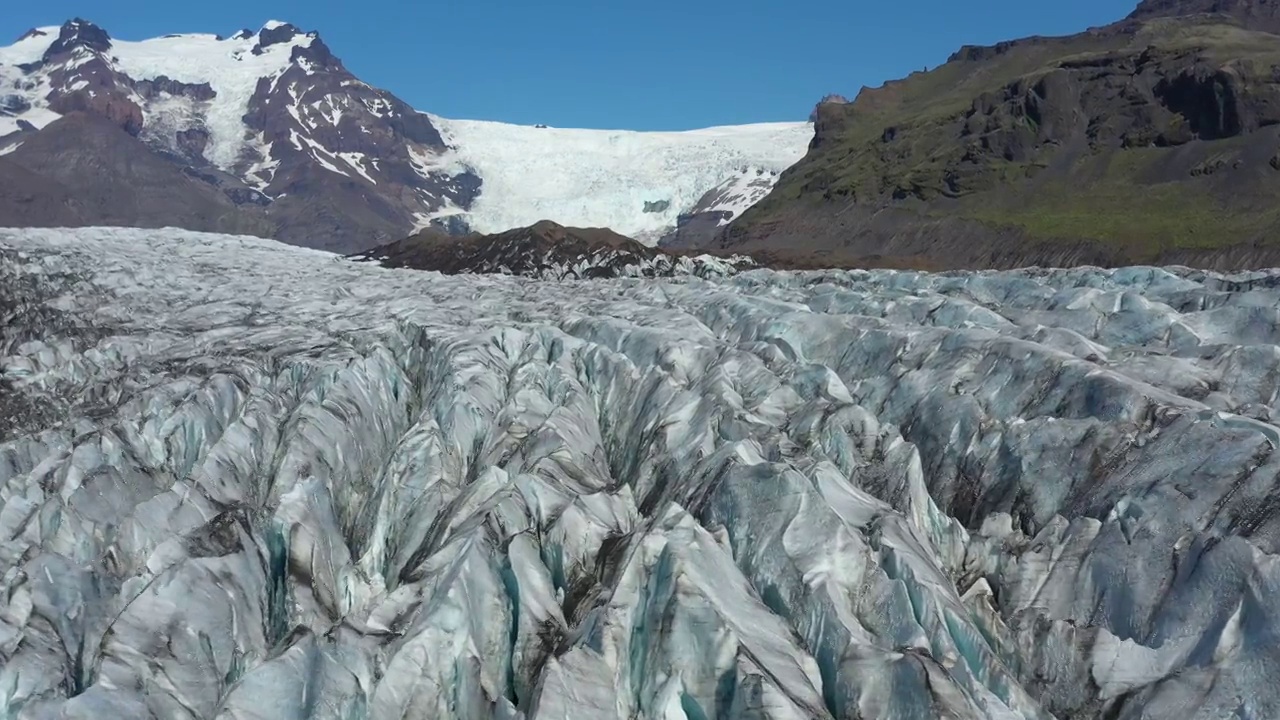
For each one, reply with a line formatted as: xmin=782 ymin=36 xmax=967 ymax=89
xmin=725 ymin=4 xmax=1280 ymax=268
xmin=962 ymin=146 xmax=1280 ymax=257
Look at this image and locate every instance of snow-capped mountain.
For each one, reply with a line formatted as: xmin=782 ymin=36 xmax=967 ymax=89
xmin=0 ymin=19 xmax=812 ymax=251
xmin=6 ymin=226 xmax=1280 ymax=718
xmin=0 ymin=19 xmax=476 ymax=250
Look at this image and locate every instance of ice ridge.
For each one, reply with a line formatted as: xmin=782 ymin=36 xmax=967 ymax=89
xmin=2 ymin=228 xmax=1280 ymax=719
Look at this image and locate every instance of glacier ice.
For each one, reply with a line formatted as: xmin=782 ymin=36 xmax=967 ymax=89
xmin=2 ymin=228 xmax=1280 ymax=719
xmin=427 ymin=118 xmax=812 ymax=244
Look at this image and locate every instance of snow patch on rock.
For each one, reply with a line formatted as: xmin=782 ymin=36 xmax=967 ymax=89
xmin=107 ymin=26 xmax=311 ymax=169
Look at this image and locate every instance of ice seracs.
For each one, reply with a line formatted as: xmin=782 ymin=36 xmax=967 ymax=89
xmin=428 ymin=116 xmax=812 ymax=244
xmin=3 ymin=226 xmax=1280 ymax=718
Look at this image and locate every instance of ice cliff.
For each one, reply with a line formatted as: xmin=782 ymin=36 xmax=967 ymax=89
xmin=2 ymin=227 xmax=1280 ymax=719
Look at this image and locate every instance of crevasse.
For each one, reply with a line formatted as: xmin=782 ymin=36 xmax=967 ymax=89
xmin=2 ymin=228 xmax=1280 ymax=719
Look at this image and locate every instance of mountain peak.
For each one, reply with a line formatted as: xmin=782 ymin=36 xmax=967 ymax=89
xmin=256 ymin=20 xmax=302 ymax=49
xmin=44 ymin=18 xmax=111 ymax=60
xmin=249 ymin=21 xmax=325 ymax=60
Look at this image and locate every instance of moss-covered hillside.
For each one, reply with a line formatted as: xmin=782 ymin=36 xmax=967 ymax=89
xmin=719 ymin=1 xmax=1280 ymax=269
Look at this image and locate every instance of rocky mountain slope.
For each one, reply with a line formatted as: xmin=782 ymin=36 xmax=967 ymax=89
xmin=718 ymin=0 xmax=1280 ymax=270
xmin=6 ymin=226 xmax=1280 ymax=718
xmin=659 ymin=165 xmax=784 ymax=249
xmin=353 ymin=219 xmax=755 ymax=279
xmin=0 ymin=19 xmax=810 ymax=252
xmin=3 ymin=112 xmax=274 ymax=236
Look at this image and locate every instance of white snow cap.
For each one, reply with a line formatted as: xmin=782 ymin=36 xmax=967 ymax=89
xmin=0 ymin=26 xmax=60 ymax=65
xmin=107 ymin=27 xmax=313 ymax=169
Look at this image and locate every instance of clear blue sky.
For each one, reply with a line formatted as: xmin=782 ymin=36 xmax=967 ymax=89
xmin=4 ymin=0 xmax=1136 ymax=130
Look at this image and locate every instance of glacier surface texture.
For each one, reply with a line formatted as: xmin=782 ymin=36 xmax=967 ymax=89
xmin=2 ymin=228 xmax=1280 ymax=720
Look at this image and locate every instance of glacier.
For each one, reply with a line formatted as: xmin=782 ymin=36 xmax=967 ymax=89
xmin=427 ymin=118 xmax=812 ymax=243
xmin=2 ymin=227 xmax=1280 ymax=719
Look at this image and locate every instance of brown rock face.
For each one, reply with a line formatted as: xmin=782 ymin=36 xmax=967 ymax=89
xmin=38 ymin=23 xmax=145 ymax=137
xmin=956 ymin=49 xmax=1280 ymax=166
xmin=46 ymin=90 xmax=143 ymax=136
xmin=0 ymin=156 xmax=86 ymax=227
xmin=0 ymin=113 xmax=272 ymax=237
xmin=354 ymin=221 xmax=660 ymax=276
xmin=808 ymin=94 xmax=850 ymax=123
xmin=176 ymin=128 xmax=210 ymax=159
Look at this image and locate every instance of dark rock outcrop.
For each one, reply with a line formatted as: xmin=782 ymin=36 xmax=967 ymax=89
xmin=45 ymin=87 xmax=143 ymax=137
xmin=42 ymin=19 xmax=111 ymax=61
xmin=254 ymin=23 xmax=302 ymax=53
xmin=1128 ymin=0 xmax=1280 ymax=33
xmin=0 ymin=95 xmax=31 ymax=116
xmin=291 ymin=35 xmax=339 ymax=68
xmin=175 ymin=128 xmax=211 ymax=160
xmin=134 ymin=76 xmax=216 ymax=101
xmin=355 ymin=220 xmax=657 ymax=276
xmin=808 ymin=94 xmax=849 ymax=123
xmin=235 ymin=31 xmax=473 ymax=251
xmin=660 ymin=210 xmax=732 ymax=250
xmin=354 ymin=220 xmax=756 ymax=278
xmin=40 ymin=24 xmax=146 ymax=136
